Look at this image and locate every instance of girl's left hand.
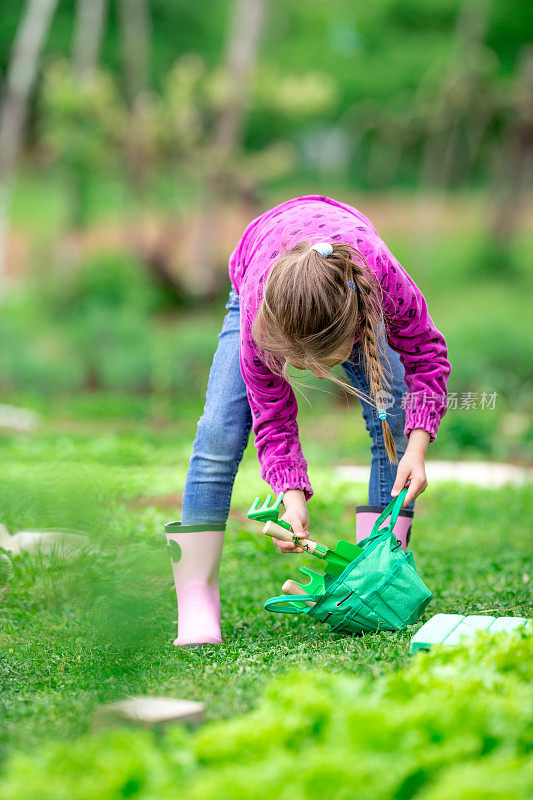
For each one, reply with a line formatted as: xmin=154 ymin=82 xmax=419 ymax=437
xmin=391 ymin=429 xmax=430 ymax=507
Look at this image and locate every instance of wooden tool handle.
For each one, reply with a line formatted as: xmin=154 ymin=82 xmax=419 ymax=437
xmin=262 ymin=519 xmax=294 ymax=542
xmin=262 ymin=520 xmax=322 ymax=555
xmin=282 ymin=579 xmax=315 ymax=607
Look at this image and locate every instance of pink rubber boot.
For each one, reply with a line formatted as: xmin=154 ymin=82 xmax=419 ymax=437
xmin=164 ymin=522 xmax=225 ymax=647
xmin=355 ymin=504 xmax=414 ymax=551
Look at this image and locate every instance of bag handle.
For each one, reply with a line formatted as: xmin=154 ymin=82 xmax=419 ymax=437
xmin=372 ymin=488 xmax=408 ymax=537
xmin=264 ymin=594 xmax=322 ymax=615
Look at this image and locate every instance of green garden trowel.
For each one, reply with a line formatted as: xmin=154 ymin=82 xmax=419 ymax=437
xmin=247 ymin=493 xmax=362 ymax=577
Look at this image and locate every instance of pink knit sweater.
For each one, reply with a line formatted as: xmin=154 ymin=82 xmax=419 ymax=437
xmin=228 ymin=195 xmax=451 ymax=499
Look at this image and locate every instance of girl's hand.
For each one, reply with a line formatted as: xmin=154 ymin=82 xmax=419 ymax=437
xmin=391 ymin=429 xmax=430 ymax=507
xmin=273 ymin=488 xmax=309 ymax=554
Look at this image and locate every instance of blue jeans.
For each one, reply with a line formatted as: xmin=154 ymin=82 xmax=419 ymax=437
xmin=181 ymin=288 xmax=413 ymax=524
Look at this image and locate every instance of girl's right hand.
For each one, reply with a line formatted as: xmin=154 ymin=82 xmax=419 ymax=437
xmin=273 ymin=488 xmax=310 ymax=554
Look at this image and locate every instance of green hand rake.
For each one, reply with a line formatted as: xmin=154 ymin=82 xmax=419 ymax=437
xmin=247 ymin=493 xmax=362 ymax=577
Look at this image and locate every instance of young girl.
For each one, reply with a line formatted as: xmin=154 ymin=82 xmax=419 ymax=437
xmin=166 ymin=195 xmax=451 ymax=646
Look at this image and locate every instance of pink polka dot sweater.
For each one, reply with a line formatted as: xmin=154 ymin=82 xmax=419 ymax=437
xmin=228 ymin=195 xmax=451 ymax=500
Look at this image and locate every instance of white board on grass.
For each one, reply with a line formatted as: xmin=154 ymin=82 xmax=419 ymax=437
xmin=410 ymin=614 xmax=528 ymax=654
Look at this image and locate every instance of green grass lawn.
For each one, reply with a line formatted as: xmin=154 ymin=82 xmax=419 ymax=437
xmin=0 ymin=415 xmax=531 ymax=766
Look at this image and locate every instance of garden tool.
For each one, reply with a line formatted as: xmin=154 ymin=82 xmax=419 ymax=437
xmin=281 ymin=566 xmax=327 ymax=609
xmin=248 ymin=493 xmax=362 ymax=577
xmin=262 ymin=518 xmax=361 ymax=576
xmin=164 ymin=522 xmax=225 ymax=647
xmin=294 ymin=566 xmax=327 ymax=596
xmin=247 ymin=493 xmax=286 ymax=526
xmin=265 ymin=489 xmax=433 ymax=636
xmin=282 ymin=580 xmax=315 ymax=607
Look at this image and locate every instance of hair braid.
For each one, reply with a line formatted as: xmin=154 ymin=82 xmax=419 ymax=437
xmin=348 ymin=254 xmax=398 ymax=463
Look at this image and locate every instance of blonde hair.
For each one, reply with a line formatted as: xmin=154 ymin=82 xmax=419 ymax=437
xmin=251 ymin=240 xmax=398 ymax=462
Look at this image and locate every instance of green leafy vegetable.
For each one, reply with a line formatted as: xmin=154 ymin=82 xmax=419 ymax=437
xmin=0 ymin=627 xmax=531 ymax=799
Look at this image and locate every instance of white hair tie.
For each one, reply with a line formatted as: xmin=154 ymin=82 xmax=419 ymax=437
xmin=310 ymin=242 xmax=333 ymax=257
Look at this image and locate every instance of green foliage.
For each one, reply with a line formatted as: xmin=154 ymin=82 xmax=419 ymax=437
xmin=37 ymin=44 xmax=339 ymax=232
xmin=440 ymin=409 xmax=498 ymax=456
xmin=253 ymin=67 xmax=337 ymax=118
xmin=4 ymin=0 xmax=533 ymax=191
xmin=0 ymin=552 xmax=14 ymax=584
xmin=42 ymin=253 xmax=156 ymax=392
xmin=60 ymin=252 xmax=162 ymax=315
xmin=0 ymin=417 xmax=530 ymax=765
xmin=0 ymin=251 xmax=219 ymax=396
xmin=40 ymin=61 xmax=128 ymax=227
xmin=0 ymin=627 xmax=531 ymax=799
xmin=191 ymin=629 xmax=533 ymax=800
xmin=41 ymin=61 xmax=125 ymax=172
xmin=0 ymin=729 xmax=173 ymax=800
xmin=158 ymin=53 xmax=336 ymax=190
xmin=0 ymin=463 xmax=113 ymax=536
xmin=0 ymin=287 xmax=86 ymax=394
xmin=441 ymin=298 xmax=533 ymax=419
xmin=0 ymin=224 xmax=530 ymax=460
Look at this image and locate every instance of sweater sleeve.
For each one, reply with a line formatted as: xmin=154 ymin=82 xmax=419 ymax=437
xmin=373 ymin=242 xmax=451 ymax=441
xmin=239 ymin=308 xmax=314 ymax=500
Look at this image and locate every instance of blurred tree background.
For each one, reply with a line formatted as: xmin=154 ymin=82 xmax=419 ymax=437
xmin=0 ymin=0 xmax=531 ymax=459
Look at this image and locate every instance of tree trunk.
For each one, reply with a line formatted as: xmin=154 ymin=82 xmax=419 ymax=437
xmin=415 ymin=0 xmax=493 ymax=244
xmin=489 ymin=46 xmax=533 ymax=243
xmin=185 ymin=0 xmax=266 ymax=296
xmin=214 ymin=0 xmax=266 ymax=156
xmin=72 ymin=0 xmax=108 ymax=83
xmin=117 ymin=0 xmax=151 ymax=110
xmin=60 ymin=0 xmax=107 ymax=260
xmin=117 ymin=0 xmax=151 ymax=260
xmin=0 ymin=0 xmax=60 ymax=286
